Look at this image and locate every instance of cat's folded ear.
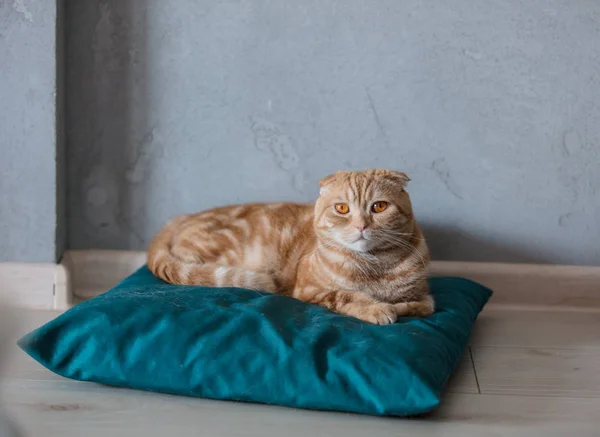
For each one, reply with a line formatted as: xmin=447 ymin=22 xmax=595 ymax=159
xmin=319 ymin=172 xmax=343 ymax=189
xmin=370 ymin=169 xmax=410 ymax=189
xmin=386 ymin=170 xmax=411 ymax=188
xmin=319 ymin=172 xmax=349 ymax=195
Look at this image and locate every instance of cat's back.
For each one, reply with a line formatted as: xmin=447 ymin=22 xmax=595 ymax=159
xmin=201 ymin=202 xmax=313 ymax=225
xmin=240 ymin=202 xmax=315 ymax=249
xmin=257 ymin=202 xmax=315 ymax=228
xmin=178 ymin=202 xmax=315 ymax=243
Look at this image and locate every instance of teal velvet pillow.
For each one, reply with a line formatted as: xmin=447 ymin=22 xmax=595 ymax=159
xmin=19 ymin=267 xmax=491 ymax=416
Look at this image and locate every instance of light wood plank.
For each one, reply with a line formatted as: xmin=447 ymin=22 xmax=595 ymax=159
xmin=5 ymin=350 xmax=69 ymax=383
xmin=11 ymin=309 xmax=62 ymax=333
xmin=446 ymin=350 xmax=479 ymax=394
xmin=473 ymin=346 xmax=600 ymax=398
xmin=0 ymin=263 xmax=58 ymax=309
xmin=2 ymin=310 xmax=66 ymax=383
xmin=471 ymin=308 xmax=600 ymax=350
xmin=1 ymin=380 xmax=597 ymax=437
xmin=433 ymin=392 xmax=599 ymax=435
xmin=431 ymin=261 xmax=600 ymax=309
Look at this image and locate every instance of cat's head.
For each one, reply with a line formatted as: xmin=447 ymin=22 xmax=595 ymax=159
xmin=314 ymin=169 xmax=415 ymax=253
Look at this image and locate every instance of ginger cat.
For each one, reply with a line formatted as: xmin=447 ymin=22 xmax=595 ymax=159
xmin=148 ymin=169 xmax=433 ymax=325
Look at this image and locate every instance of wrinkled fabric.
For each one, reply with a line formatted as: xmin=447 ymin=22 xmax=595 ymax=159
xmin=19 ymin=267 xmax=491 ymax=416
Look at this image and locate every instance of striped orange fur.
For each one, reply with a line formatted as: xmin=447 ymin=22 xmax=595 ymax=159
xmin=147 ymin=169 xmax=433 ymax=325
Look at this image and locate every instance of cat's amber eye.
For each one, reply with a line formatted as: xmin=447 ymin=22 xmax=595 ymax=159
xmin=334 ymin=203 xmax=350 ymax=214
xmin=371 ymin=201 xmax=388 ymax=213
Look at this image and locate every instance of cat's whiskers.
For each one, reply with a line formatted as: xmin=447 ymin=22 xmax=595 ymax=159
xmin=383 ymin=229 xmax=425 ymax=241
xmin=381 ymin=233 xmax=428 ymax=268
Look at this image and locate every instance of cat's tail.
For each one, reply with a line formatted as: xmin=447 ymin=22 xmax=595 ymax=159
xmin=147 ymin=216 xmax=277 ymax=292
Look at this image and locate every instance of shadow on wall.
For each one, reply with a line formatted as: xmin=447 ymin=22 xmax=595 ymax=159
xmin=67 ymin=0 xmax=151 ymax=250
xmin=421 ymin=223 xmax=552 ymax=265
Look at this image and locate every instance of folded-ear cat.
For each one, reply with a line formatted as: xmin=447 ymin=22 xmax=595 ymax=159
xmin=148 ymin=169 xmax=433 ymax=325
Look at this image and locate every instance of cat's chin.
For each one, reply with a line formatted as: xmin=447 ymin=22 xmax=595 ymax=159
xmin=345 ymin=238 xmax=373 ymax=253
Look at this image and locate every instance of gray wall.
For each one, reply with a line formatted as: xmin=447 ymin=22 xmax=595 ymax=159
xmin=0 ymin=0 xmax=65 ymax=262
xmin=67 ymin=0 xmax=600 ymax=265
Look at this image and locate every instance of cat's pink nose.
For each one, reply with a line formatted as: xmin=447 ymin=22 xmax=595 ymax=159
xmin=355 ymin=225 xmax=367 ymax=232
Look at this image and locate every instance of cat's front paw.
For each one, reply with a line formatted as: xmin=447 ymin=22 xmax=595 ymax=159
xmin=394 ymin=295 xmax=435 ymax=318
xmin=358 ymin=303 xmax=397 ymax=325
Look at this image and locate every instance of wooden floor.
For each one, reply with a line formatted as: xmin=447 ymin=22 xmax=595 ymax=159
xmin=2 ymin=306 xmax=600 ymax=437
